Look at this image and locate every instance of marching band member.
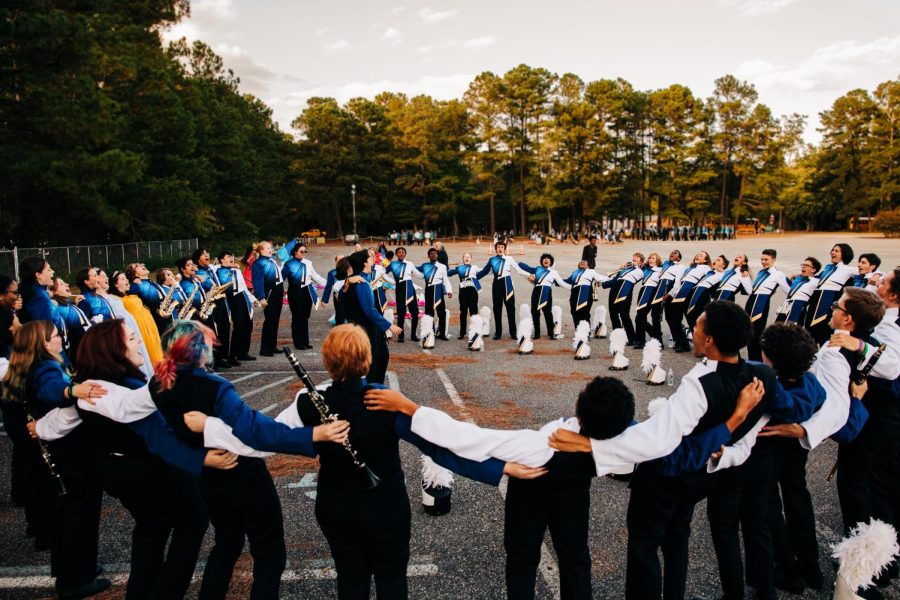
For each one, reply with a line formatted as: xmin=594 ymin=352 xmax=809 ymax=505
xmin=633 ymin=253 xmax=662 ymax=349
xmin=476 ymin=242 xmax=520 ymax=340
xmin=49 ymin=276 xmax=90 ymax=363
xmin=852 ymin=252 xmax=883 ymax=292
xmin=282 ymin=243 xmax=327 ymax=350
xmin=684 ymin=255 xmax=728 ymax=332
xmin=101 ymin=270 xmax=155 ymax=378
xmin=251 ymin=241 xmax=285 ymax=357
xmin=156 ymin=268 xmax=183 ymax=327
xmin=650 ymin=250 xmax=686 ymax=349
xmin=76 ymin=266 xmax=114 ymax=323
xmin=419 ymin=247 xmax=452 ymax=340
xmin=0 ymin=275 xmax=20 ymax=359
xmin=712 ymin=254 xmax=752 ymax=302
xmin=804 ymin=243 xmax=856 ymax=345
xmin=448 ymin=253 xmax=482 ymax=339
xmin=664 ymin=251 xmax=711 ymax=352
xmin=126 ymin=263 xmax=170 ymax=334
xmin=175 ymin=257 xmax=207 ymax=321
xmin=372 ymin=251 xmax=391 ymax=315
xmin=602 ymin=253 xmax=646 ymax=345
xmin=194 ymin=249 xmax=233 ymax=367
xmin=112 ymin=271 xmax=164 ymax=366
xmin=385 ymin=247 xmax=422 ymax=343
xmin=562 ymin=260 xmax=608 ymax=330
xmin=216 ymin=251 xmax=256 ymax=363
xmin=516 ymin=253 xmax=571 ymax=340
xmin=322 ymin=255 xmax=349 ymax=327
xmin=774 ymin=257 xmax=820 ymax=326
xmin=744 ymin=249 xmax=790 ymax=362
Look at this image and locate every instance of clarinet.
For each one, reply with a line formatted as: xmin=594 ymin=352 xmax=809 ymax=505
xmin=826 ymin=342 xmax=886 ymax=481
xmin=24 ymin=406 xmax=68 ymax=496
xmin=282 ymin=348 xmax=381 ymax=489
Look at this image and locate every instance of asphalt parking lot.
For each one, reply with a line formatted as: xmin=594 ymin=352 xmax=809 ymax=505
xmin=1 ymin=232 xmax=898 ymax=599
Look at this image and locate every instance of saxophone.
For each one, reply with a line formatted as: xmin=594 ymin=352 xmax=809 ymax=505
xmin=198 ymin=282 xmax=232 ymax=321
xmin=178 ymin=284 xmax=199 ymax=320
xmin=158 ymin=284 xmax=178 ymax=318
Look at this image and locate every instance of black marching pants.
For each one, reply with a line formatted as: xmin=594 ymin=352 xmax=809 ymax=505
xmin=316 ymin=480 xmax=411 ymax=600
xmin=212 ymin=302 xmax=231 ymax=361
xmin=664 ymin=299 xmax=689 ymax=348
xmin=768 ymin=439 xmax=820 ymax=580
xmin=745 ymin=300 xmax=770 ymax=362
xmin=685 ymin=291 xmax=711 ymax=331
xmin=804 ymin=290 xmax=831 ymax=346
xmin=531 ymin=287 xmax=554 ymax=339
xmin=424 ymin=286 xmax=447 ymax=337
xmin=625 ymin=466 xmax=716 ymax=600
xmin=569 ymin=291 xmax=592 ymax=328
xmin=101 ymin=455 xmax=209 ymax=600
xmin=366 ymin=324 xmax=389 ymax=385
xmin=457 ymin=287 xmax=478 ymax=336
xmin=227 ymin=297 xmax=252 ymax=359
xmin=395 ymin=283 xmax=418 ymax=337
xmin=199 ymin=458 xmax=286 ymax=600
xmin=492 ymin=278 xmax=516 ymax=338
xmin=260 ymin=283 xmax=284 ymax=353
xmin=610 ymin=295 xmax=636 ymax=341
xmin=650 ymin=302 xmax=665 ymax=345
xmin=505 ymin=479 xmax=591 ymax=600
xmin=288 ymin=285 xmax=313 ymax=348
xmin=707 ymin=447 xmax=776 ymax=599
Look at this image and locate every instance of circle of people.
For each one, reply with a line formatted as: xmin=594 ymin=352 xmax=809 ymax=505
xmin=0 ymin=237 xmax=898 ymax=600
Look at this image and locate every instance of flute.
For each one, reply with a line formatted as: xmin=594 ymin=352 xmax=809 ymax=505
xmin=281 ymin=348 xmax=381 ymax=489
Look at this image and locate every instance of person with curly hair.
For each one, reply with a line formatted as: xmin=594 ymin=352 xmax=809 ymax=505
xmin=516 ymin=253 xmax=571 ymax=340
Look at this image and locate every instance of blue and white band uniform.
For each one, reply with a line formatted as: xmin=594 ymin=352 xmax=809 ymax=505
xmin=420 ymin=261 xmax=451 ymax=308
xmin=687 ymin=270 xmax=725 ymax=314
xmin=635 ymin=266 xmax=662 ymax=310
xmin=475 ymin=255 xmax=520 ymax=301
xmin=776 ymin=275 xmax=818 ymax=324
xmin=130 ymin=279 xmax=167 ymax=311
xmin=850 ymin=271 xmax=883 ymax=294
xmin=282 ymin=257 xmax=327 ymax=305
xmin=604 ymin=265 xmax=644 ymax=304
xmin=670 ymin=265 xmax=713 ymax=304
xmin=371 ymin=263 xmax=388 ymax=312
xmin=808 ymin=262 xmax=856 ymax=326
xmin=713 ymin=268 xmax=751 ymax=302
xmin=517 ymin=264 xmax=572 ymax=309
xmin=564 ymin=268 xmax=609 ymax=310
xmin=218 ymin=266 xmax=253 ymax=317
xmin=651 ymin=262 xmax=687 ymax=304
xmin=448 ymin=264 xmax=482 ymax=291
xmin=387 ymin=259 xmax=423 ymax=307
xmin=746 ymin=267 xmax=789 ymax=322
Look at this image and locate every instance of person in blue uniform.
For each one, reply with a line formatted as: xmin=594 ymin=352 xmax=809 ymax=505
xmin=684 ymin=255 xmax=728 ymax=333
xmin=384 ymin=247 xmax=422 ymax=343
xmin=251 ymin=241 xmax=286 ymax=357
xmin=448 ymin=253 xmax=482 ymax=339
xmin=216 ymin=251 xmax=256 ymax=363
xmin=476 ymin=242 xmax=519 ymax=340
xmin=664 ymin=251 xmax=711 ymax=352
xmin=419 ymin=247 xmax=452 ymax=340
xmin=774 ymin=257 xmax=821 ymax=326
xmin=650 ymin=250 xmax=686 ymax=349
xmin=282 ymin=243 xmax=327 ymax=350
xmin=517 ymin=253 xmax=571 ymax=339
xmin=322 ymin=255 xmax=349 ymax=327
xmin=126 ymin=262 xmax=170 ymax=334
xmin=155 ymin=267 xmax=183 ymax=327
xmin=852 ymin=252 xmax=882 ymax=291
xmin=19 ymin=257 xmax=70 ymax=364
xmin=49 ymin=276 xmax=90 ymax=362
xmin=562 ymin=260 xmax=608 ymax=330
xmin=633 ymin=253 xmax=663 ymax=349
xmin=744 ymin=249 xmax=789 ymax=362
xmin=804 ymin=243 xmax=856 ymax=345
xmin=194 ymin=249 xmax=233 ymax=368
xmin=175 ymin=258 xmax=207 ymax=321
xmin=76 ymin=266 xmax=115 ymax=323
xmin=602 ymin=253 xmax=646 ymax=345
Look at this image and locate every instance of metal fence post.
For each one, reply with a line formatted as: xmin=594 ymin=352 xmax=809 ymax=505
xmin=105 ymin=246 xmax=109 ymax=269
xmin=13 ymin=248 xmax=19 ymax=280
xmin=66 ymin=247 xmax=71 ymax=274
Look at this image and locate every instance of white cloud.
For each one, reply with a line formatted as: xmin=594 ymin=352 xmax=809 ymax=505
xmin=391 ymin=6 xmax=406 ymax=14
xmin=322 ymin=39 xmax=353 ymax=54
xmin=417 ymin=7 xmax=459 ymax=23
xmin=315 ymin=28 xmax=332 ymax=36
xmin=463 ymin=35 xmax=496 ymax=49
xmin=380 ymin=27 xmax=403 ymax=45
xmin=716 ymin=0 xmax=805 ymax=16
xmin=191 ymin=0 xmax=237 ymax=20
xmin=735 ymin=34 xmax=900 ymax=93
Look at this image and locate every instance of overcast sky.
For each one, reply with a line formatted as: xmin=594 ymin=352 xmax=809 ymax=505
xmin=164 ymin=0 xmax=900 ymax=143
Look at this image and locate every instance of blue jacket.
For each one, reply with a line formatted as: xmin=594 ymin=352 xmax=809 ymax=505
xmin=251 ymin=256 xmax=282 ymax=302
xmin=78 ymin=290 xmax=114 ymax=321
xmin=129 ymin=279 xmax=167 ymax=310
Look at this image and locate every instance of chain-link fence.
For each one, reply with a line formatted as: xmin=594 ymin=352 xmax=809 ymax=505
xmin=0 ymin=239 xmax=199 ymax=280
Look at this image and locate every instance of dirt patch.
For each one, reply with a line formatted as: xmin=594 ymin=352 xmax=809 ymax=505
xmin=523 ymin=371 xmax=595 ymax=383
xmin=390 ymin=353 xmax=477 ymax=368
xmin=438 ymin=397 xmax=532 ymax=429
xmin=266 ymin=454 xmax=320 ymax=478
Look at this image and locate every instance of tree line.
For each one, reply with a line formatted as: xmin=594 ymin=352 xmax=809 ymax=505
xmin=2 ymin=1 xmax=898 ymax=247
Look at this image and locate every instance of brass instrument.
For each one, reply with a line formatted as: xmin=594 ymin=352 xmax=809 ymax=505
xmin=608 ymin=261 xmax=633 ymax=277
xmin=282 ymin=348 xmax=381 ymax=489
xmin=158 ymin=284 xmax=178 ymax=318
xmin=178 ymin=284 xmax=199 ymax=320
xmin=198 ymin=282 xmax=232 ymax=321
xmin=25 ymin=407 xmax=67 ymax=496
xmin=369 ymin=270 xmax=388 ymax=290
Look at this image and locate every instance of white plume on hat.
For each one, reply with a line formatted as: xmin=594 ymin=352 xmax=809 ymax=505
xmin=832 ymin=519 xmax=899 ymax=599
xmin=641 ymin=339 xmax=666 ymax=384
xmin=609 ymin=328 xmax=629 ymax=370
xmin=647 ymin=397 xmax=668 ymax=418
xmin=383 ymin=308 xmax=395 ymax=339
xmin=468 ymin=315 xmax=484 ymax=351
xmin=421 ymin=455 xmax=454 ymax=489
xmin=592 ymin=305 xmax=608 ymax=338
xmin=479 ymin=305 xmax=492 ymax=336
xmin=573 ymin=320 xmax=591 ymax=359
xmin=517 ymin=304 xmax=534 ymax=354
xmin=552 ymin=305 xmax=563 ymax=338
xmin=419 ymin=314 xmax=435 ymax=349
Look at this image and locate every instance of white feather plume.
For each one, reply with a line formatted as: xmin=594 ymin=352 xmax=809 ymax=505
xmin=647 ymin=397 xmax=668 ymax=418
xmin=421 ymin=455 xmax=454 ymax=489
xmin=641 ymin=339 xmax=663 ymax=374
xmin=552 ymin=304 xmax=562 ymax=325
xmin=572 ymin=320 xmax=591 ymax=349
xmin=468 ymin=315 xmax=483 ymax=341
xmin=591 ymin=305 xmax=606 ymax=331
xmin=832 ymin=519 xmax=900 ymax=592
xmin=479 ymin=306 xmax=491 ymax=335
xmin=609 ymin=328 xmax=628 ymax=355
xmin=518 ymin=317 xmax=533 ymax=344
xmin=519 ymin=303 xmax=531 ymax=322
xmin=419 ymin=314 xmax=434 ymax=339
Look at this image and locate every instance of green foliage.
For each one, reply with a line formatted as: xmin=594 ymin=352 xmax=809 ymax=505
xmin=874 ymin=208 xmax=900 ymax=238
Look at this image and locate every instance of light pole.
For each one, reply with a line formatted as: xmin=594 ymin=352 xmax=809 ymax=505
xmin=351 ymin=184 xmax=357 ymax=237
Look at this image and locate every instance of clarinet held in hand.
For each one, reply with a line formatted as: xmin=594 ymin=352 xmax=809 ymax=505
xmin=25 ymin=408 xmax=67 ymax=496
xmin=282 ymin=348 xmax=381 ymax=489
xmin=853 ymin=343 xmax=886 ymax=385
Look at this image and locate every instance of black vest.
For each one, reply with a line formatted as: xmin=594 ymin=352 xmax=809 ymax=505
xmin=689 ymin=359 xmax=774 ymax=446
xmin=151 ymin=369 xmax=225 ymax=448
xmin=77 ymin=376 xmax=152 ymax=458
